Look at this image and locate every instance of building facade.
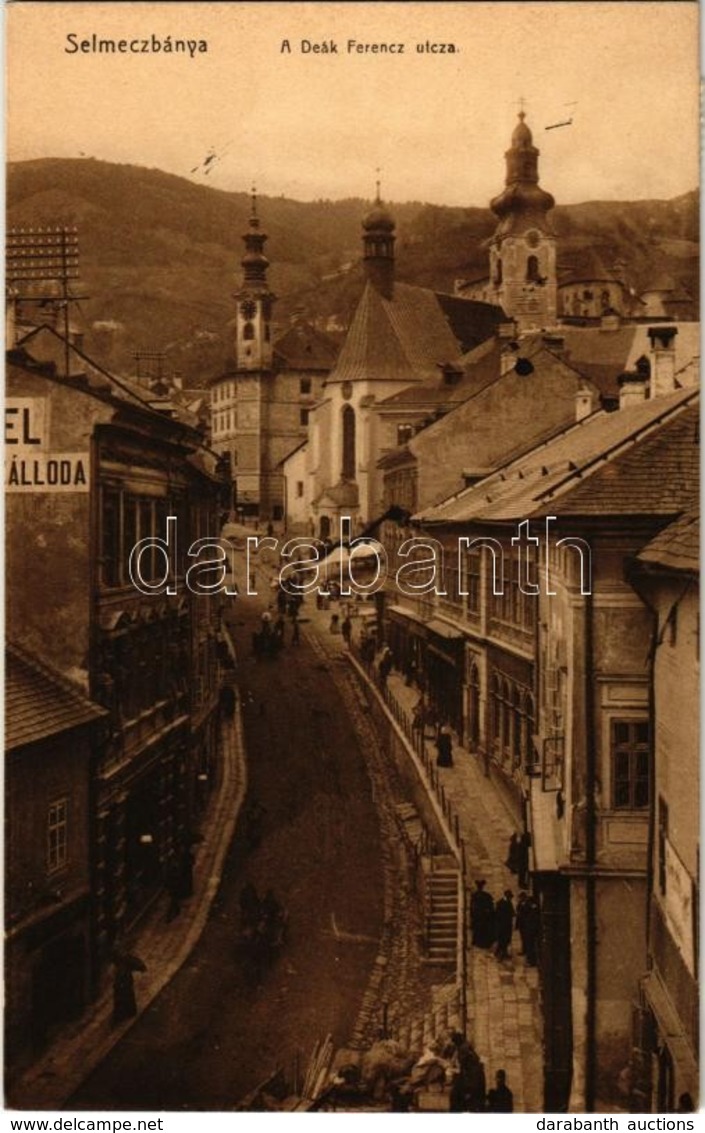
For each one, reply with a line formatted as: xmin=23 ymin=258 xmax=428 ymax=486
xmin=629 ymin=510 xmax=699 ymax=1112
xmin=6 ymin=337 xmax=228 ymax=983
xmin=210 ymin=196 xmax=337 ymax=520
xmin=5 ymin=644 xmax=106 ymax=1079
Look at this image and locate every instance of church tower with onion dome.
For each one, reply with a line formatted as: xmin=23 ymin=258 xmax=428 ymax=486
xmin=235 ymin=188 xmax=275 ymax=370
xmin=362 ymin=184 xmax=396 ymax=299
xmin=489 ymin=110 xmax=557 ymax=330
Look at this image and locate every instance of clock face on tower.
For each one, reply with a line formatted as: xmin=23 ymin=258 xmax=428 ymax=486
xmin=240 ymin=300 xmax=256 ymax=320
xmin=526 ymin=230 xmax=540 ymax=249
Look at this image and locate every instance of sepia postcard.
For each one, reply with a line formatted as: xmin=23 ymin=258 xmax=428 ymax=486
xmin=4 ymin=0 xmax=701 ymax=1122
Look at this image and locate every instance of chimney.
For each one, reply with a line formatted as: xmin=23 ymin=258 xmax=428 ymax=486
xmin=648 ymin=325 xmax=678 ymax=397
xmin=618 ymin=369 xmax=648 ymax=410
xmin=575 ymin=385 xmax=598 ymax=422
xmin=500 ymin=339 xmax=519 ymax=376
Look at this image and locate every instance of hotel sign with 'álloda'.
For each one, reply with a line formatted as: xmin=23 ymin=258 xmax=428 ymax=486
xmin=5 ymin=398 xmax=89 ymax=492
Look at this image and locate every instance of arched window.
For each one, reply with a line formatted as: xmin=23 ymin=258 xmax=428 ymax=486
xmin=243 ymin=322 xmax=255 ymax=341
xmin=319 ymin=515 xmax=331 ymax=540
xmin=341 ymin=405 xmax=356 ymax=480
xmin=526 ymin=255 xmax=540 ymax=283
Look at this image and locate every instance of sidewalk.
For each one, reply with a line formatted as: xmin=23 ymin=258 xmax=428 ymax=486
xmin=298 ymin=599 xmax=544 ymax=1113
xmin=8 ymin=710 xmax=248 ymax=1111
xmin=385 ymin=667 xmax=544 ymax=1114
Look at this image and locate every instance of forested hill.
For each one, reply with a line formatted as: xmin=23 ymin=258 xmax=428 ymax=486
xmin=7 ymin=158 xmax=699 ymax=386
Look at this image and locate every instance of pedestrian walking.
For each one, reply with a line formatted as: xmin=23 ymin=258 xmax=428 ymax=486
xmin=435 ymin=723 xmax=453 ymax=767
xmin=505 ymin=832 xmax=521 ymax=875
xmin=470 ymin=879 xmax=495 ymax=949
xmin=291 ymin=616 xmax=301 ymax=645
xmin=520 ymin=893 xmax=540 ymax=966
xmin=487 ymin=1069 xmax=514 ymax=1112
xmin=517 ymin=831 xmax=531 ymax=888
xmin=449 ymin=1032 xmax=486 ymax=1112
xmin=341 ymin=615 xmax=352 ymax=646
xmin=111 ymin=948 xmax=146 ymax=1026
xmin=494 ymin=890 xmax=515 ymax=960
xmin=378 ymin=646 xmax=393 ymax=686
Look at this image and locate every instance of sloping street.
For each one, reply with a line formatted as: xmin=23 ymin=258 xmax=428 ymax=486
xmin=69 ymin=598 xmax=388 ymax=1109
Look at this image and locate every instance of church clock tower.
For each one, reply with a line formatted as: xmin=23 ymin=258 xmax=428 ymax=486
xmin=231 ymin=190 xmax=277 ymax=516
xmin=489 ymin=111 xmax=557 ymax=331
xmin=235 ymin=189 xmax=275 ymax=370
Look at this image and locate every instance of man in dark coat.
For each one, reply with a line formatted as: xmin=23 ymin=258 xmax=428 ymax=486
xmin=494 ymin=890 xmax=515 ymax=960
xmin=487 ymin=1069 xmax=513 ymax=1112
xmin=517 ymin=831 xmax=531 ymax=888
xmin=449 ymin=1032 xmax=486 ymax=1112
xmin=505 ymin=832 xmax=521 ymax=875
xmin=436 ymin=725 xmax=453 ymax=767
xmin=470 ymin=879 xmax=495 ymax=948
xmin=518 ymin=893 xmax=540 ymax=966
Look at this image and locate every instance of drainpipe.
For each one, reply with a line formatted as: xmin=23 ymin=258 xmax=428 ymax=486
xmin=585 ymin=587 xmax=597 ymax=1111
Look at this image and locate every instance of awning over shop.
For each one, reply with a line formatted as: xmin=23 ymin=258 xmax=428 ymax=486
xmin=426 ymin=618 xmax=464 ymax=641
xmin=387 ymin=604 xmax=429 ymax=637
xmin=528 ymin=777 xmax=565 ymax=873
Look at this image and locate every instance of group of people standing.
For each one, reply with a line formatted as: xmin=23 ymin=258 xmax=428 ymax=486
xmin=470 ymin=872 xmax=540 ymax=967
xmin=253 ymin=591 xmax=303 ymax=656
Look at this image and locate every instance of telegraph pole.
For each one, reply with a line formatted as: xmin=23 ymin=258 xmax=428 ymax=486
xmin=6 ymin=226 xmax=86 ymax=376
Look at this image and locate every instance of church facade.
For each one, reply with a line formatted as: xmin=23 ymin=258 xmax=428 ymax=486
xmin=210 ymin=195 xmax=338 ymax=520
xmin=283 ymin=188 xmax=504 ymax=538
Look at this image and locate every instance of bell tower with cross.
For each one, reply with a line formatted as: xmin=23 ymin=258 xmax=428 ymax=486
xmin=488 ymin=102 xmax=557 ymax=331
xmin=235 ymin=187 xmax=276 ymax=372
xmin=231 ymin=187 xmax=277 ymax=517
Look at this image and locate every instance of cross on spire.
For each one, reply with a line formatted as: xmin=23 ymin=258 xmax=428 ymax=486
xmin=249 ymin=184 xmax=260 ymax=230
xmin=375 ymin=166 xmax=382 ymax=202
xmin=518 ymin=96 xmax=527 ymax=119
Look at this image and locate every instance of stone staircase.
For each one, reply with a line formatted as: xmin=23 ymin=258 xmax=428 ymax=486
xmin=425 ymin=864 xmax=460 ymax=966
xmin=394 ymin=979 xmax=463 ymax=1056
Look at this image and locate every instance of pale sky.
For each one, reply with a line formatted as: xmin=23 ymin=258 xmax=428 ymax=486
xmin=6 ymin=1 xmax=701 ymax=207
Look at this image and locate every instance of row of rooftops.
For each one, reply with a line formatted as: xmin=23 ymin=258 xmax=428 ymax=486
xmin=414 ymin=384 xmax=699 ymax=526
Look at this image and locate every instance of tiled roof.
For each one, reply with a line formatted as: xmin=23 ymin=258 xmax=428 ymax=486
xmin=638 ymin=506 xmax=700 ymax=573
xmin=6 ymin=642 xmax=106 ymax=752
xmin=14 ymin=326 xmax=153 ymax=410
xmin=328 ymin=281 xmax=466 ymax=385
xmin=273 ymin=319 xmax=339 ymax=370
xmin=556 ymin=322 xmax=700 ymax=399
xmin=435 ymin=293 xmax=506 ymax=354
xmin=416 ymin=386 xmax=698 ymax=525
xmin=377 ymin=338 xmax=501 ymax=410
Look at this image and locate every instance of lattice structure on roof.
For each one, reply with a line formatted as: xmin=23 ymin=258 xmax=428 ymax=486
xmin=6 ymin=226 xmax=80 ymax=290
